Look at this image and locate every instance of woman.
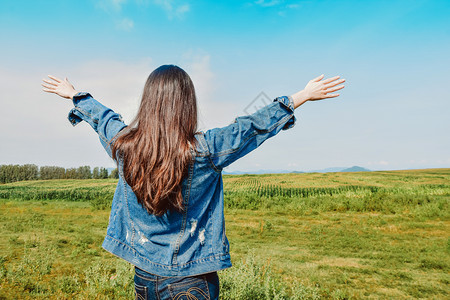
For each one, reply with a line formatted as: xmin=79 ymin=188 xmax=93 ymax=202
xmin=42 ymin=65 xmax=345 ymax=299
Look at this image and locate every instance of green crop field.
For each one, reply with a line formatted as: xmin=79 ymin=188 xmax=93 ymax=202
xmin=0 ymin=168 xmax=449 ymax=299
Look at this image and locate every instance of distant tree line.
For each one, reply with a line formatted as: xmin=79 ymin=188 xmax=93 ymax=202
xmin=0 ymin=164 xmax=119 ymax=184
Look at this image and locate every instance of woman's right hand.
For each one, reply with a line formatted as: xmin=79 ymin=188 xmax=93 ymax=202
xmin=42 ymin=75 xmax=79 ymax=100
xmin=290 ymin=74 xmax=345 ymax=109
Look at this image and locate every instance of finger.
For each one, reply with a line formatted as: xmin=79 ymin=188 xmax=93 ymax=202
xmin=311 ymin=74 xmax=324 ymax=82
xmin=42 ymin=79 xmax=58 ymax=86
xmin=41 ymin=83 xmax=55 ymax=90
xmin=42 ymin=88 xmax=56 ymax=93
xmin=47 ymin=75 xmax=62 ymax=83
xmin=325 ymin=78 xmax=345 ymax=89
xmin=322 ymin=76 xmax=340 ymax=84
xmin=324 ymin=93 xmax=340 ymax=98
xmin=65 ymin=77 xmax=74 ymax=86
xmin=326 ymin=85 xmax=345 ymax=93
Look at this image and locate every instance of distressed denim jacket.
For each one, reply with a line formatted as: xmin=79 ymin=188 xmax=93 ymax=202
xmin=68 ymin=92 xmax=296 ymax=276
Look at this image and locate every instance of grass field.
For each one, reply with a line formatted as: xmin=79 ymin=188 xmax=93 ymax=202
xmin=0 ymin=168 xmax=449 ymax=299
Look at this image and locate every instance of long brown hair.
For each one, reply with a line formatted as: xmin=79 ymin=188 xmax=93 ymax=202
xmin=111 ymin=65 xmax=198 ymax=216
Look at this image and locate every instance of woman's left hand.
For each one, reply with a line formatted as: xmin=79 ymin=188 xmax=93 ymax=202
xmin=42 ymin=75 xmax=79 ymax=99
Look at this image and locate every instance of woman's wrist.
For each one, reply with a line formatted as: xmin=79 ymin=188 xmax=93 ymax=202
xmin=70 ymin=90 xmax=80 ymax=100
xmin=290 ymin=89 xmax=310 ymax=109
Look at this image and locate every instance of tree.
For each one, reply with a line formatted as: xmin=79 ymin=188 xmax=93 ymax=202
xmin=65 ymin=168 xmax=77 ymax=179
xmin=99 ymin=167 xmax=109 ymax=179
xmin=77 ymin=166 xmax=92 ymax=179
xmin=0 ymin=164 xmax=39 ymax=183
xmin=109 ymin=168 xmax=119 ymax=179
xmin=40 ymin=166 xmax=66 ymax=180
xmin=93 ymin=167 xmax=100 ymax=179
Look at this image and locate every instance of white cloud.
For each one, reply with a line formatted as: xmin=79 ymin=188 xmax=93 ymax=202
xmin=250 ymin=0 xmax=304 ymax=17
xmin=153 ymin=0 xmax=171 ymax=12
xmin=96 ymin=0 xmax=135 ymax=31
xmin=153 ymin=0 xmax=190 ymax=19
xmin=96 ymin=0 xmax=190 ymax=28
xmin=278 ymin=1 xmax=304 ymax=17
xmin=286 ymin=4 xmax=300 ymax=9
xmin=112 ymin=0 xmax=128 ymax=10
xmin=97 ymin=0 xmax=128 ymax=12
xmin=116 ymin=17 xmax=134 ymax=30
xmin=176 ymin=4 xmax=190 ymax=16
xmin=254 ymin=0 xmax=282 ymax=7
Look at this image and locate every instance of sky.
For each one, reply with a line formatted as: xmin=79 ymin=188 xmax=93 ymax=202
xmin=0 ymin=0 xmax=449 ymax=172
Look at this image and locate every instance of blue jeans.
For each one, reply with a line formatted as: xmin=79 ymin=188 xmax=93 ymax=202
xmin=134 ymin=266 xmax=220 ymax=300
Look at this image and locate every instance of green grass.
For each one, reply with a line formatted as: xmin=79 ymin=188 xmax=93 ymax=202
xmin=0 ymin=168 xmax=449 ymax=299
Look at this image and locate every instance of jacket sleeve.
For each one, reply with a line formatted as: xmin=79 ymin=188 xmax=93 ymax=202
xmin=203 ymin=96 xmax=296 ymax=170
xmin=67 ymin=92 xmax=128 ymax=158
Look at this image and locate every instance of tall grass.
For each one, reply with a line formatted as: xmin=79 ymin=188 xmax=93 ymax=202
xmin=0 ymin=244 xmax=321 ymax=299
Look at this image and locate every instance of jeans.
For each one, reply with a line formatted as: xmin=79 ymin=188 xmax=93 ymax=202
xmin=134 ymin=266 xmax=220 ymax=300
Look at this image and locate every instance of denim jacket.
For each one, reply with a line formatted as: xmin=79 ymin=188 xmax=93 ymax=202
xmin=68 ymin=92 xmax=296 ymax=276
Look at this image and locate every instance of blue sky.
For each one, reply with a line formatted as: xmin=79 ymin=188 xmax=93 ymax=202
xmin=0 ymin=0 xmax=449 ymax=172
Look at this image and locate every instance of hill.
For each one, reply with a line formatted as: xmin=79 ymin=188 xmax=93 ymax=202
xmin=340 ymin=166 xmax=371 ymax=172
xmin=223 ymin=165 xmax=371 ymax=175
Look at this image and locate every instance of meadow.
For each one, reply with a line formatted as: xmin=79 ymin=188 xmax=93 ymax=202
xmin=0 ymin=168 xmax=449 ymax=299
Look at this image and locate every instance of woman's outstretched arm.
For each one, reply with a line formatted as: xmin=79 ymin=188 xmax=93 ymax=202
xmin=203 ymin=74 xmax=346 ymax=170
xmin=41 ymin=75 xmax=127 ymax=158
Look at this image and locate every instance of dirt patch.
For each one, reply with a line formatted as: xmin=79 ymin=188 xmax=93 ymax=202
xmin=375 ymin=287 xmax=408 ymax=298
xmin=316 ymin=257 xmax=364 ymax=268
